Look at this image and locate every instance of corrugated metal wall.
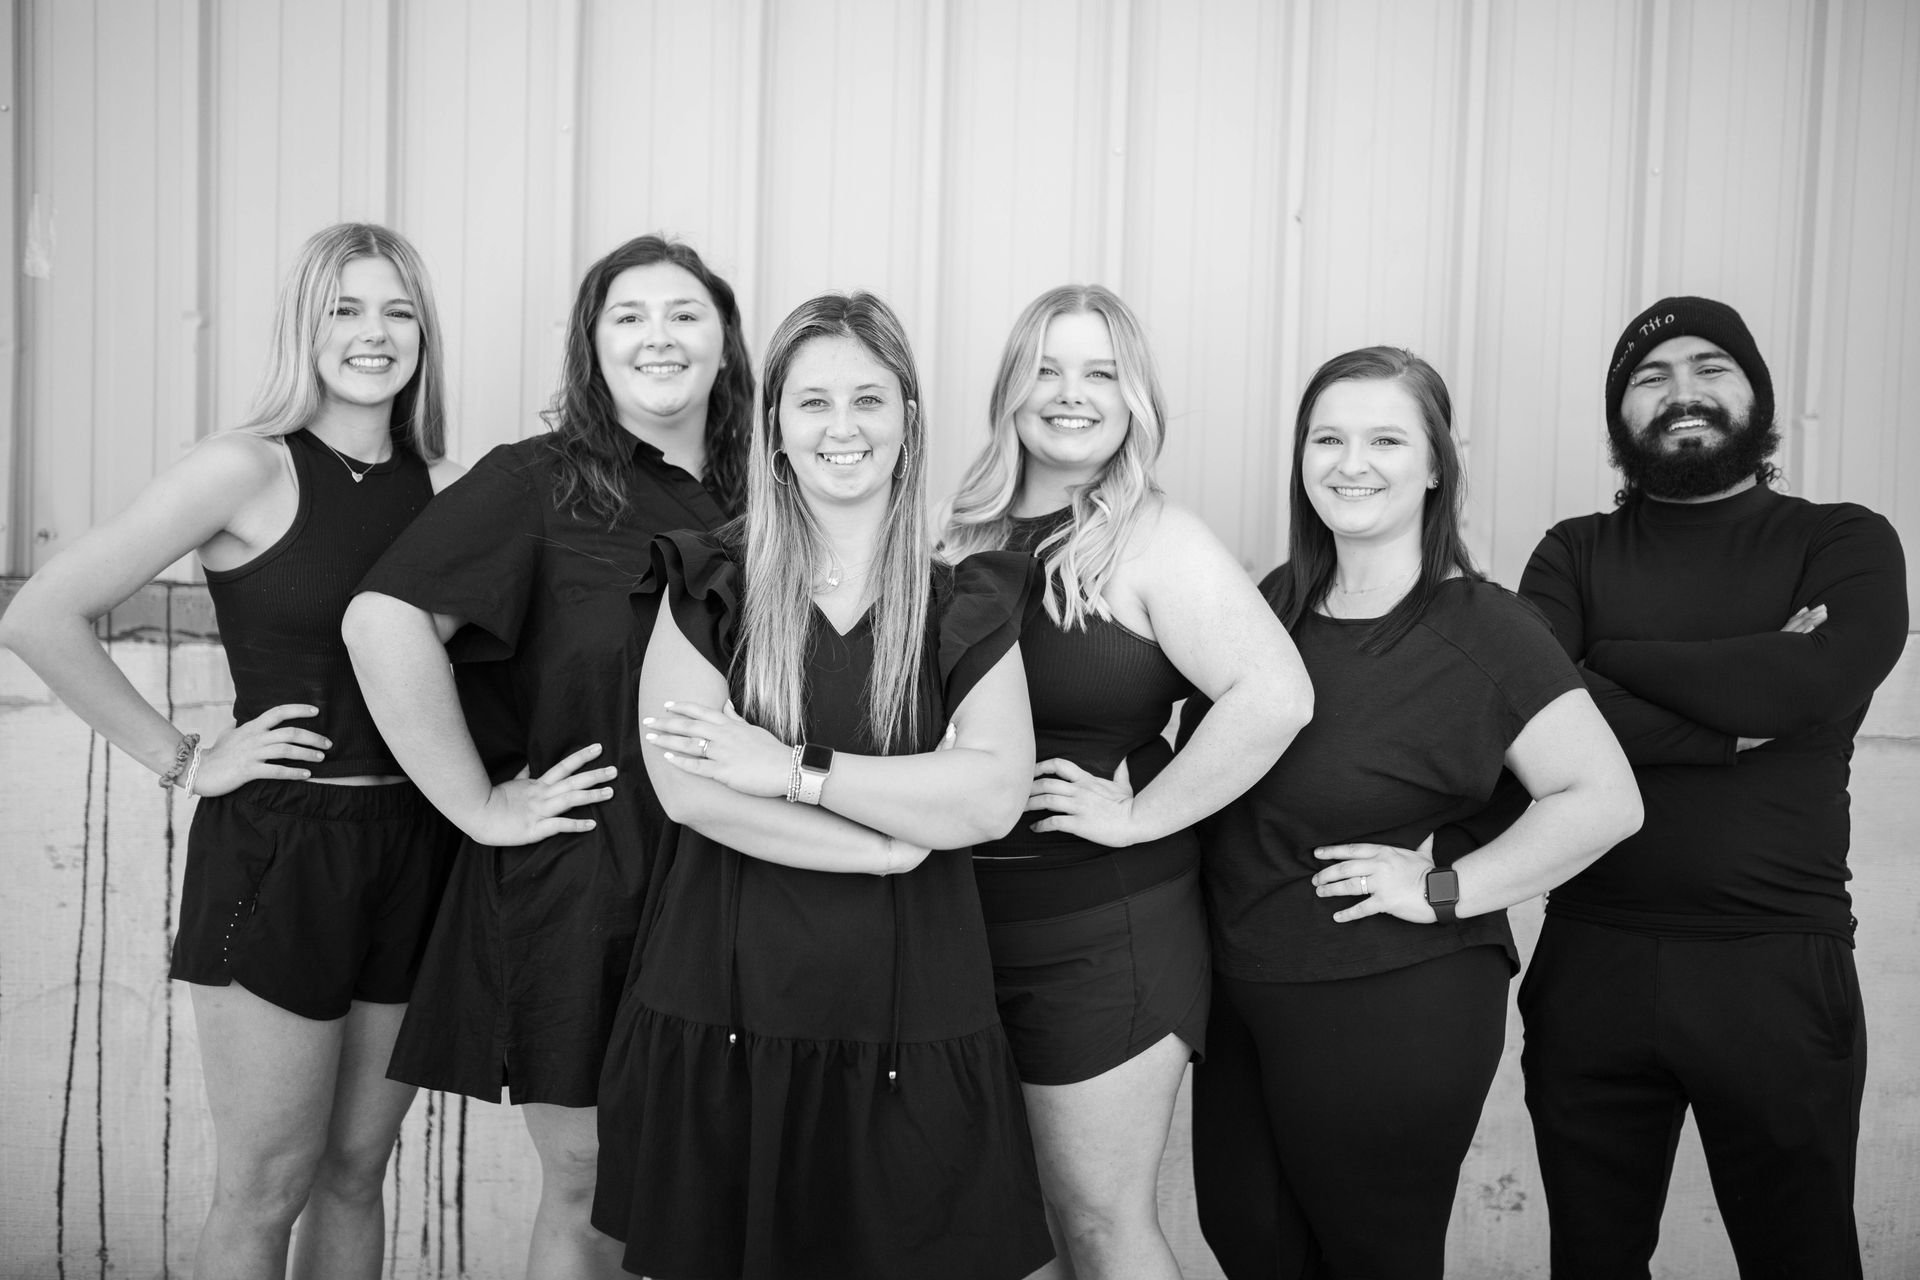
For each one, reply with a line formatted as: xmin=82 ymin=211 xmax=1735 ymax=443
xmin=5 ymin=1 xmax=1918 ymax=1276
xmin=11 ymin=0 xmax=1919 ymax=593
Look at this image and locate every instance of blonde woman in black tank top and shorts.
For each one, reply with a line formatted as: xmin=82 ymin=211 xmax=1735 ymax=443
xmin=939 ymin=286 xmax=1314 ymax=1279
xmin=0 ymin=224 xmax=600 ymax=1278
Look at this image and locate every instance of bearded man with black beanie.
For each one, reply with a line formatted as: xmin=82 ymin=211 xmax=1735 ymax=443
xmin=1515 ymin=296 xmax=1907 ymax=1278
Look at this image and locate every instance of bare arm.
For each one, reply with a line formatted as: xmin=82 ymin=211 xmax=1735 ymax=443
xmin=0 ymin=434 xmax=330 ymax=791
xmin=1027 ymin=502 xmax=1313 ymax=844
xmin=640 ymin=589 xmax=1036 ymax=859
xmin=343 ymin=591 xmax=612 ymax=845
xmin=1313 ymin=688 xmax=1643 ymax=921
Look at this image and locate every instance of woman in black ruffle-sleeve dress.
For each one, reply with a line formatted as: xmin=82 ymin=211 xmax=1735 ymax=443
xmin=592 ymin=292 xmax=1053 ymax=1280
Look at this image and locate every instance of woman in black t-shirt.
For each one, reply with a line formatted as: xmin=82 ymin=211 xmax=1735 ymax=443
xmin=1184 ymin=347 xmax=1642 ymax=1280
xmin=343 ymin=236 xmax=751 ymax=1276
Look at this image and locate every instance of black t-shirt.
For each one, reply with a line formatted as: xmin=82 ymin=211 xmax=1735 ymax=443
xmin=357 ymin=432 xmax=728 ymax=786
xmin=1192 ymin=576 xmax=1583 ymax=983
xmin=1519 ymin=483 xmax=1908 ymax=940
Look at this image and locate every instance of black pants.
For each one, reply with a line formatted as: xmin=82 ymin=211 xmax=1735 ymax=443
xmin=1520 ymin=917 xmax=1865 ymax=1279
xmin=1192 ymin=947 xmax=1510 ymax=1280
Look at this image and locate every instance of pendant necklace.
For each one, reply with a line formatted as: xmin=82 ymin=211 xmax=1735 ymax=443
xmin=314 ymin=434 xmax=383 ymax=484
xmin=816 ymin=553 xmax=876 ymax=594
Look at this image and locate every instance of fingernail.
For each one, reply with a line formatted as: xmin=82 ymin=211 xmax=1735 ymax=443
xmin=641 ymin=718 xmax=655 ymax=726
xmin=645 ymin=733 xmax=657 ymax=742
xmin=663 ymin=701 xmax=676 ymax=709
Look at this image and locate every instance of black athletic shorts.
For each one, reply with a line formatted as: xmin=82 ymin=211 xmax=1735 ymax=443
xmin=170 ymin=778 xmax=459 ymax=1020
xmin=980 ymin=855 xmax=1211 ymax=1086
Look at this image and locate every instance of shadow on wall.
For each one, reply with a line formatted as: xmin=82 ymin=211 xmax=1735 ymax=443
xmin=1 ymin=579 xmax=1916 ymax=1278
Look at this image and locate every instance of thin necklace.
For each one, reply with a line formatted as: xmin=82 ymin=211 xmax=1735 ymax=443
xmin=1333 ymin=567 xmax=1419 ymax=595
xmin=816 ymin=553 xmax=876 ymax=594
xmin=313 ymin=434 xmax=385 ymax=484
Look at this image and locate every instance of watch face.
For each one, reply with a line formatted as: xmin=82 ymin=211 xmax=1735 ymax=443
xmin=800 ymin=742 xmax=835 ymax=773
xmin=1427 ymin=869 xmax=1461 ymax=904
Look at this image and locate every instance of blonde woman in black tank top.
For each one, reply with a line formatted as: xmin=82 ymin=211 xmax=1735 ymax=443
xmin=0 ymin=225 xmax=595 ymax=1278
xmin=938 ymin=286 xmax=1313 ymax=1280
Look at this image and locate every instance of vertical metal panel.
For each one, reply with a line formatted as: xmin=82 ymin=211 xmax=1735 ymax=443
xmin=930 ymin=0 xmax=1118 ymax=503
xmin=1468 ymin=0 xmax=1644 ymax=586
xmin=0 ymin=0 xmax=15 ymax=568
xmin=1818 ymin=0 xmax=1920 ymax=602
xmin=396 ymin=0 xmax=572 ymax=461
xmin=1124 ymin=0 xmax=1295 ymax=568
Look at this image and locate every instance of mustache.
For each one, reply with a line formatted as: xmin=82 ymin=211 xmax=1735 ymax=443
xmin=1648 ymin=402 xmax=1737 ymax=434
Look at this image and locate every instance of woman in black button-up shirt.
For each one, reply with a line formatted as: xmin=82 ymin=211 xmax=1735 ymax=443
xmin=344 ymin=234 xmax=752 ymax=1276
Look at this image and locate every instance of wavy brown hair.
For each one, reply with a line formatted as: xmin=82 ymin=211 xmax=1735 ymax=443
xmin=544 ymin=235 xmax=753 ymax=524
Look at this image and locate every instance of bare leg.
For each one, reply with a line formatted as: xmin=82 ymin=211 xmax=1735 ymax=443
xmin=522 ymin=1102 xmax=626 ymax=1280
xmin=189 ymin=983 xmax=343 ymax=1280
xmin=1023 ymin=1033 xmax=1191 ymax=1280
xmin=289 ymin=1000 xmax=418 ymax=1280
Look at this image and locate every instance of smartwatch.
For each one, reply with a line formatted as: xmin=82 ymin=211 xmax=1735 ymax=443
xmin=1424 ymin=867 xmax=1461 ymax=923
xmin=795 ymin=742 xmax=835 ymax=806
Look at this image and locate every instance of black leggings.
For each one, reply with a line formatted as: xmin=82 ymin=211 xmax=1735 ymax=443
xmin=1192 ymin=947 xmax=1510 ymax=1280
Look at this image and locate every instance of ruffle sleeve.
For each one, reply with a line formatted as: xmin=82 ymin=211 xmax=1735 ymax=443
xmin=633 ymin=529 xmax=743 ymax=671
xmin=935 ymin=551 xmax=1043 ymax=712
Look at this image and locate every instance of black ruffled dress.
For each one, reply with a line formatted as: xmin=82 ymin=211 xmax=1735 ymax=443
xmin=592 ymin=531 xmax=1054 ymax=1280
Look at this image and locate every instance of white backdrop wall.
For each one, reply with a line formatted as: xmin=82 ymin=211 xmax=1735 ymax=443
xmin=4 ymin=1 xmax=1918 ymax=1276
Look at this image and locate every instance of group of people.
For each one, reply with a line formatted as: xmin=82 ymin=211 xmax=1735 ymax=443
xmin=1 ymin=221 xmax=1904 ymax=1280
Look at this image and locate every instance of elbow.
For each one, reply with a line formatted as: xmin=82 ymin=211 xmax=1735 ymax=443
xmin=1596 ymin=779 xmax=1644 ymax=850
xmin=958 ymin=763 xmax=1030 ymax=847
xmin=339 ymin=592 xmax=388 ymax=663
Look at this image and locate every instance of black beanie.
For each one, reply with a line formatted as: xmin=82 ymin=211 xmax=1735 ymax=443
xmin=1604 ymin=296 xmax=1773 ymax=431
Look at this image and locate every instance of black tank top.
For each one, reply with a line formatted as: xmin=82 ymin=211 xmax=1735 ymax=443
xmin=973 ymin=507 xmax=1196 ymax=868
xmin=204 ymin=429 xmax=434 ymax=776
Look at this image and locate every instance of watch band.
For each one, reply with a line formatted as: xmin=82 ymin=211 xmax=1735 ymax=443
xmin=1424 ymin=867 xmax=1461 ymax=923
xmin=795 ymin=742 xmax=834 ymax=806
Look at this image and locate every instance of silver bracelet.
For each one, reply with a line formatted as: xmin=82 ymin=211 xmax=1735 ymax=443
xmin=178 ymin=740 xmax=206 ymax=796
xmin=784 ymin=744 xmax=804 ymax=803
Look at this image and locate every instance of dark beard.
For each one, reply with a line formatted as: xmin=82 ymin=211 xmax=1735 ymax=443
xmin=1607 ymin=402 xmax=1780 ymax=501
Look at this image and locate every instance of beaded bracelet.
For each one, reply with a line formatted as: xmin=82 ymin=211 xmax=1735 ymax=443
xmin=157 ymin=732 xmax=201 ymax=791
xmin=783 ymin=744 xmax=804 ymax=803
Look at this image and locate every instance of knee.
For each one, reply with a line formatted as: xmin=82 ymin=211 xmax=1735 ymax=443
xmin=1051 ymin=1190 xmax=1147 ymax=1260
xmin=536 ymin=1133 xmax=601 ymax=1209
xmin=212 ymin=1146 xmax=323 ymax=1230
xmin=310 ymin=1132 xmax=399 ymax=1206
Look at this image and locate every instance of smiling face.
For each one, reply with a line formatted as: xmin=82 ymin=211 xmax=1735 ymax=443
xmin=1012 ymin=310 xmax=1130 ymax=489
xmin=1610 ymin=334 xmax=1780 ymax=500
xmin=315 ymin=256 xmax=421 ymax=412
xmin=594 ymin=262 xmax=726 ymax=434
xmin=777 ymin=334 xmax=910 ymax=513
xmin=1300 ymin=377 xmax=1436 ymax=548
xmin=1618 ymin=334 xmax=1756 ymax=453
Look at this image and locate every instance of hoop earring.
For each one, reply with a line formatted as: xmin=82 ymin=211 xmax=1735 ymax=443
xmin=893 ymin=445 xmax=915 ymax=481
xmin=770 ymin=450 xmax=792 ymax=487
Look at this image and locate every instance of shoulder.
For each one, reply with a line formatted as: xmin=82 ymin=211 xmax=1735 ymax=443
xmin=426 ymin=456 xmax=467 ymax=493
xmin=1787 ymin=492 xmax=1902 ymax=548
xmin=1541 ymin=508 xmax=1615 ymax=547
xmin=1418 ymin=579 xmax=1571 ymax=670
xmin=189 ymin=430 xmax=288 ymax=489
xmin=1127 ymin=496 xmax=1229 ymax=563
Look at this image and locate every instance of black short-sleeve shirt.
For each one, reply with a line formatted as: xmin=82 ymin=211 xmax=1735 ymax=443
xmin=1194 ymin=576 xmax=1583 ymax=983
xmin=356 ymin=432 xmax=728 ymax=1105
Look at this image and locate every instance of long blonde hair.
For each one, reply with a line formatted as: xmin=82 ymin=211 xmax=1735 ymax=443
xmin=236 ymin=222 xmax=449 ymax=460
xmin=737 ymin=292 xmax=932 ymax=753
xmin=938 ymin=285 xmax=1165 ymax=628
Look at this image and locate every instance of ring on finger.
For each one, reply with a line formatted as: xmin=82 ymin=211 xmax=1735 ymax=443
xmin=696 ymin=738 xmax=709 ymax=758
xmin=1359 ymin=874 xmax=1370 ymax=895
